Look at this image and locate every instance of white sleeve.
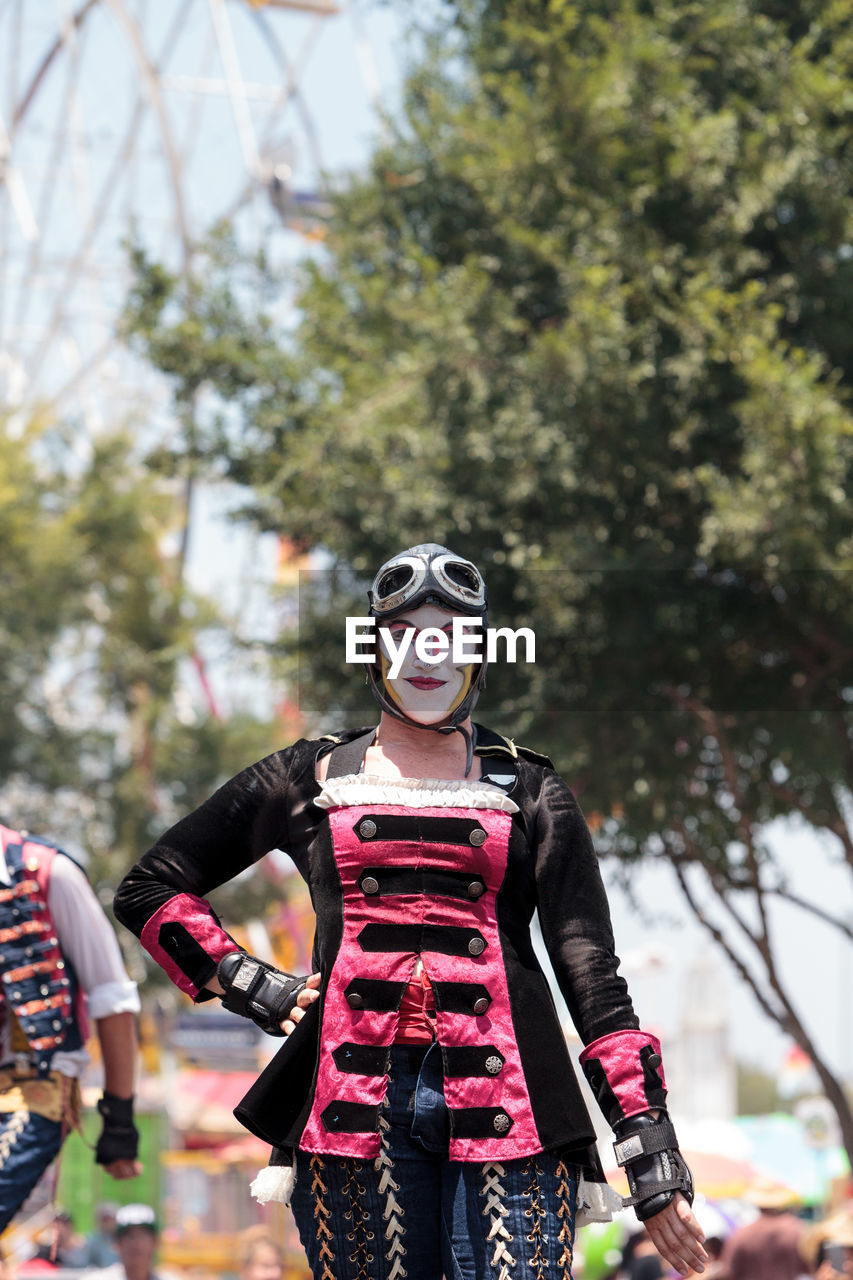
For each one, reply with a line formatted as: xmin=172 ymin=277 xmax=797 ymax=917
xmin=46 ymin=855 xmax=141 ymax=1020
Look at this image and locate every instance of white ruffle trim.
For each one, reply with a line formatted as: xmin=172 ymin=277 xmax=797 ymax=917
xmin=315 ymin=774 xmax=519 ymax=814
xmin=250 ymin=1164 xmax=296 ymax=1206
xmin=574 ymin=1173 xmax=624 ymax=1227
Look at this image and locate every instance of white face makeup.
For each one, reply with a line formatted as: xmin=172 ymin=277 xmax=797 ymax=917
xmin=379 ymin=603 xmax=477 ymax=726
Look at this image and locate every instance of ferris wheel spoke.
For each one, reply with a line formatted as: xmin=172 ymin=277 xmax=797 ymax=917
xmin=12 ymin=6 xmax=91 ymax=348
xmin=25 ymin=1 xmax=197 ymax=399
xmin=3 ymin=0 xmax=389 ymax=418
xmin=209 ymin=0 xmax=261 ymax=179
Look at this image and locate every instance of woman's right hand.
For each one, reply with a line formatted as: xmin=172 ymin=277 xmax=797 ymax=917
xmin=644 ymin=1192 xmax=707 ymax=1277
xmin=281 ymin=972 xmax=322 ymax=1035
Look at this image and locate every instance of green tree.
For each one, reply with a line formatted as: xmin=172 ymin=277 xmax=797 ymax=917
xmin=0 ymin=418 xmax=279 ymax=983
xmin=736 ymin=1062 xmax=789 ymax=1117
xmin=124 ymin=0 xmax=853 ymax=1154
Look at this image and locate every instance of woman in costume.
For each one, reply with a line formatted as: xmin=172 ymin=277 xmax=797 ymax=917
xmin=114 ymin=544 xmax=706 ymax=1280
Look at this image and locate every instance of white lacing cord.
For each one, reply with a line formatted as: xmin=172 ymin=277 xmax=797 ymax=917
xmin=481 ymin=1161 xmax=517 ymax=1279
xmin=0 ymin=1108 xmax=29 ymax=1166
xmin=375 ymin=1106 xmax=407 ymax=1280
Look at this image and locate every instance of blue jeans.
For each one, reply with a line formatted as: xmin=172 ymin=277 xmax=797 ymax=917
xmin=291 ymin=1043 xmax=578 ymax=1279
xmin=0 ymin=1108 xmax=63 ymax=1231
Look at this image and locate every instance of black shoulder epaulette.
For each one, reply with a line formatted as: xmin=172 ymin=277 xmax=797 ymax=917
xmin=474 ymin=724 xmax=554 ymax=769
xmin=316 ymin=726 xmax=376 ymax=757
xmin=317 ymin=726 xmax=376 ymax=746
xmin=514 ymin=744 xmax=555 ymax=769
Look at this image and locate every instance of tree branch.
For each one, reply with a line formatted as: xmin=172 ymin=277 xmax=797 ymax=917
xmin=670 ymin=858 xmax=783 ymax=1027
xmin=769 ymin=780 xmax=853 ymax=872
xmin=768 ymin=887 xmax=853 ymax=941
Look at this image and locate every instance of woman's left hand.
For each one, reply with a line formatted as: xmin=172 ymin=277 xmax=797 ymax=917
xmin=644 ymin=1192 xmax=707 ymax=1276
xmin=280 ymin=972 xmax=322 ymax=1035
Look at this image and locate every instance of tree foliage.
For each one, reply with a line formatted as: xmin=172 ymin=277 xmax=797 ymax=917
xmin=0 ymin=419 xmax=278 ymax=965
xmin=124 ymin=0 xmax=853 ymax=1143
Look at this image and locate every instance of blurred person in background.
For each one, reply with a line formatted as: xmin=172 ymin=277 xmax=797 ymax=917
xmin=77 ymin=1203 xmax=120 ymax=1270
xmin=19 ymin=1210 xmax=87 ymax=1271
xmin=620 ymin=1228 xmax=665 ymax=1280
xmin=84 ymin=1204 xmax=173 ymax=1280
xmin=236 ymin=1228 xmax=284 ymax=1280
xmin=802 ymin=1209 xmax=853 ymax=1280
xmin=0 ymin=824 xmax=142 ymax=1230
xmin=718 ymin=1178 xmax=806 ymax=1280
xmin=687 ymin=1236 xmax=724 ymax=1279
xmin=115 ymin=543 xmax=706 ymax=1279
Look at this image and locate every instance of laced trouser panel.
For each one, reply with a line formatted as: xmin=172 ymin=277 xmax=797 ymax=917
xmin=289 ymin=1046 xmax=579 ymax=1280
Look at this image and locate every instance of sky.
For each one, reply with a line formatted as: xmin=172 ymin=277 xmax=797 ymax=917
xmin=605 ymin=822 xmax=852 ymax=1081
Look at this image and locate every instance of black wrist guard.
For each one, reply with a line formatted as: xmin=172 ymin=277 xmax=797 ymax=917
xmin=613 ymin=1111 xmax=694 ymax=1221
xmin=217 ymin=951 xmax=307 ymax=1037
xmin=96 ymin=1092 xmax=139 ymax=1165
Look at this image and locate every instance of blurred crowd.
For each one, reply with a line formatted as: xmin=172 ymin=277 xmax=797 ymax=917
xmin=581 ymin=1183 xmax=853 ymax=1280
xmin=2 ymin=1208 xmax=287 ymax=1280
xmin=1 ymin=1188 xmax=852 ymax=1280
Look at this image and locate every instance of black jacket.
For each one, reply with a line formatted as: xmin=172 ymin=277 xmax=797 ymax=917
xmin=114 ymin=725 xmax=640 ymax=1163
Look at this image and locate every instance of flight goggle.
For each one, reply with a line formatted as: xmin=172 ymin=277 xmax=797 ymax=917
xmin=370 ymin=554 xmax=486 ymax=617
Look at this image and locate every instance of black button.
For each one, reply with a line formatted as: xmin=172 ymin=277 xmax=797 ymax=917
xmin=648 ymin=1052 xmax=662 ymax=1069
xmin=467 ymin=881 xmax=485 ymax=900
xmin=347 ymin=993 xmax=365 ymax=1010
xmin=473 ymin=997 xmax=490 ymax=1015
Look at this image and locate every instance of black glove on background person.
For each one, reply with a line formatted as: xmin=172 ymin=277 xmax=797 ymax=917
xmin=217 ymin=951 xmax=307 ymax=1036
xmin=96 ymin=1092 xmax=139 ymax=1165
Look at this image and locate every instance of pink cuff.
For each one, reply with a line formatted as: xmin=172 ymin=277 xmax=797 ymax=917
xmin=580 ymin=1029 xmax=667 ymax=1122
xmin=140 ymin=892 xmax=239 ymax=1001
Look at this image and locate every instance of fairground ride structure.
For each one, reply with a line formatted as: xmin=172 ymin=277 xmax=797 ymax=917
xmin=0 ymin=0 xmax=386 ymax=429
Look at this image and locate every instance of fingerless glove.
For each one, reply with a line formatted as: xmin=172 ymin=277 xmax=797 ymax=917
xmin=613 ymin=1110 xmax=694 ymax=1220
xmin=217 ymin=951 xmax=307 ymax=1037
xmin=95 ymin=1092 xmax=139 ymax=1165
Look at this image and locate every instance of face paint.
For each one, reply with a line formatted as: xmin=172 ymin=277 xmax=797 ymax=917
xmin=378 ymin=603 xmax=478 ymax=726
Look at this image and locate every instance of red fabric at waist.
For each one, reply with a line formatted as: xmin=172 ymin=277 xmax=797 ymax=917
xmin=394 ymin=968 xmax=436 ymax=1045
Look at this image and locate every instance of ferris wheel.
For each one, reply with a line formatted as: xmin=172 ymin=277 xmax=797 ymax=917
xmin=0 ymin=0 xmax=390 ymax=428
